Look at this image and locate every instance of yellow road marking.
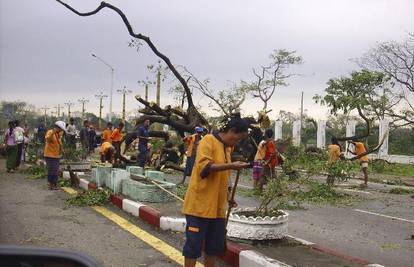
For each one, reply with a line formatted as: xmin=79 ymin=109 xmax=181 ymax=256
xmin=61 ymin=187 xmax=203 ymax=267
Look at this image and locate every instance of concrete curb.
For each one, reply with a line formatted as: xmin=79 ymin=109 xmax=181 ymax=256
xmin=78 ymin=178 xmax=290 ymax=267
xmin=79 ymin=179 xmax=384 ymax=267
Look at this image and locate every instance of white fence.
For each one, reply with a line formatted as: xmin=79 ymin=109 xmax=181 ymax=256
xmin=273 ymin=119 xmax=414 ymax=164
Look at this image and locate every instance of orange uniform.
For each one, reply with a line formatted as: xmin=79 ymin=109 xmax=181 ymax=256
xmin=111 ymin=128 xmax=122 ymax=142
xmin=102 ymin=128 xmax=113 ymax=143
xmin=354 ymin=142 xmax=369 ymax=162
xmin=44 ymin=129 xmax=63 ymax=158
xmin=328 ymin=144 xmax=341 ymax=163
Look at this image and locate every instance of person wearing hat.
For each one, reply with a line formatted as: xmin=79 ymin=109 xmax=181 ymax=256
xmin=44 ymin=121 xmax=66 ymax=190
xmin=179 ymin=126 xmax=204 ymax=184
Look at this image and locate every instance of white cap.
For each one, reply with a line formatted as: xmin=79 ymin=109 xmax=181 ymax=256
xmin=55 ymin=121 xmax=67 ymax=132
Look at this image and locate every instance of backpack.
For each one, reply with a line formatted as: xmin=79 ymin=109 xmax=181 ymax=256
xmin=14 ymin=129 xmax=24 ymax=144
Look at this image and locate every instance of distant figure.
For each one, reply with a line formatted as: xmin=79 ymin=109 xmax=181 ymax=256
xmin=44 ymin=121 xmax=66 ymax=190
xmin=99 ymin=141 xmax=115 ymax=164
xmin=3 ymin=121 xmax=17 ymax=173
xmin=88 ymin=125 xmax=97 ymax=153
xmin=111 ymin=122 xmax=124 ymax=161
xmin=79 ymin=120 xmax=90 ymax=152
xmin=179 ymin=126 xmax=204 ymax=184
xmin=326 ymin=136 xmax=344 ymax=185
xmin=137 ymin=119 xmax=151 ymax=168
xmin=261 ymin=129 xmax=278 ymax=184
xmin=253 ymin=138 xmax=266 ymax=191
xmin=350 ymin=140 xmax=369 ymax=187
xmin=37 ymin=123 xmax=46 ymax=144
xmin=13 ymin=120 xmax=25 ymax=169
xmin=102 ymin=122 xmax=113 ymax=143
xmin=66 ymin=118 xmax=77 ymax=148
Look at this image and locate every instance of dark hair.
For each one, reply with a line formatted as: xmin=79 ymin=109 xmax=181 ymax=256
xmin=331 ymin=136 xmax=342 ymax=152
xmin=70 ymin=118 xmax=74 ymax=123
xmin=118 ymin=122 xmax=125 ymax=128
xmin=265 ymin=129 xmax=274 ymax=139
xmin=83 ymin=120 xmax=89 ymax=126
xmin=107 ymin=122 xmax=113 ymax=127
xmin=8 ymin=121 xmax=14 ymax=136
xmin=219 ymin=113 xmax=249 ymax=134
xmin=14 ymin=120 xmax=20 ymax=126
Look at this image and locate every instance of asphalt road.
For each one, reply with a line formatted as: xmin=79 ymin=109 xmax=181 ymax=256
xmin=0 ymin=168 xmax=180 ymax=267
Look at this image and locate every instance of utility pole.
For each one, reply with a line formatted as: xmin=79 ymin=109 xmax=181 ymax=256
xmin=54 ymin=104 xmax=62 ymax=118
xmin=40 ymin=106 xmax=50 ymax=125
xmin=95 ymin=92 xmax=108 ymax=130
xmin=92 ymin=53 xmax=114 ymax=122
xmin=300 ymin=91 xmax=304 ymax=145
xmin=156 ymin=69 xmax=161 ymax=106
xmin=78 ymin=98 xmax=89 ymax=121
xmin=145 ymin=84 xmax=149 ymax=102
xmin=117 ymin=86 xmax=132 ymax=126
xmin=64 ymin=101 xmax=74 ymax=119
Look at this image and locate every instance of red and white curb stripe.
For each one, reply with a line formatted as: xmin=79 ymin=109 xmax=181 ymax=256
xmin=79 ymin=179 xmax=384 ymax=267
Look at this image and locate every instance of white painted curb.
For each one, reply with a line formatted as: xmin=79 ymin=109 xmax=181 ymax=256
xmin=365 ymin=264 xmax=385 ymax=267
xmin=79 ymin=178 xmax=89 ymax=190
xmin=122 ymin=199 xmax=145 ymax=217
xmin=240 ymin=250 xmax=291 ymax=267
xmin=160 ymin=217 xmax=186 ymax=232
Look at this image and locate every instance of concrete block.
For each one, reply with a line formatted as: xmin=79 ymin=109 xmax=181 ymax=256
xmin=240 ymin=250 xmax=290 ymax=267
xmin=122 ymin=199 xmax=144 ymax=217
xmin=145 ymin=170 xmax=165 ymax=181
xmin=109 ymin=169 xmax=130 ymax=194
xmin=79 ymin=179 xmax=89 ymax=190
xmin=126 ymin=166 xmax=144 ymax=176
xmin=160 ymin=217 xmax=186 ymax=232
xmin=121 ymin=179 xmax=176 ymax=203
xmin=63 ymin=171 xmax=85 ymax=179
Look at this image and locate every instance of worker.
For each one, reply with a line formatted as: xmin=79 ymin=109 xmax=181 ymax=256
xmin=111 ymin=122 xmax=124 ymax=161
xmin=137 ymin=119 xmax=150 ymax=168
xmin=182 ymin=114 xmax=250 ymax=267
xmin=350 ymin=140 xmax=369 ymax=187
xmin=261 ymin=129 xmax=278 ymax=184
xmin=102 ymin=122 xmax=113 ymax=143
xmin=44 ymin=121 xmax=66 ymax=190
xmin=326 ymin=136 xmax=344 ymax=185
xmin=99 ymin=141 xmax=115 ymax=164
xmin=179 ymin=126 xmax=204 ymax=184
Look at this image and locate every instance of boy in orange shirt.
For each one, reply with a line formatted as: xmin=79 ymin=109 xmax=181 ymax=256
xmin=350 ymin=140 xmax=369 ymax=187
xmin=102 ymin=122 xmax=113 ymax=143
xmin=44 ymin=121 xmax=66 ymax=190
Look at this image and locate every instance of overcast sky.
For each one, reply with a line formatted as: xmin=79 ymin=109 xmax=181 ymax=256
xmin=1 ymin=0 xmax=413 ymax=120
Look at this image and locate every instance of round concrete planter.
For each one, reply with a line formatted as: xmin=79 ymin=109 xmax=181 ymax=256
xmin=227 ymin=207 xmax=289 ymax=240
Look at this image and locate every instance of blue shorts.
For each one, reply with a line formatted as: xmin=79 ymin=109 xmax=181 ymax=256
xmin=184 ymin=155 xmax=196 ymax=176
xmin=183 ymin=215 xmax=226 ymax=259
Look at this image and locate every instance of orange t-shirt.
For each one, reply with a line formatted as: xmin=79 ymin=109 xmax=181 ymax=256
xmin=44 ymin=129 xmax=62 ymax=158
xmin=354 ymin=142 xmax=369 ymax=162
xmin=102 ymin=128 xmax=113 ymax=143
xmin=111 ymin=128 xmax=122 ymax=142
xmin=328 ymin=144 xmax=341 ymax=163
xmin=99 ymin=142 xmax=114 ymax=155
xmin=264 ymin=140 xmax=278 ymax=167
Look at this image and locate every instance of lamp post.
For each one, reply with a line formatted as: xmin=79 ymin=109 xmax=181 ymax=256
xmin=92 ymin=53 xmax=114 ymax=122
xmin=54 ymin=104 xmax=62 ymax=118
xmin=78 ymin=98 xmax=89 ymax=121
xmin=117 ymin=86 xmax=132 ymax=126
xmin=64 ymin=101 xmax=74 ymax=119
xmin=95 ymin=92 xmax=108 ymax=130
xmin=40 ymin=106 xmax=50 ymax=125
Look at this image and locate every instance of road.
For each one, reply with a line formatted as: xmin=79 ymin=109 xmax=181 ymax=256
xmin=0 ymin=166 xmax=209 ymax=267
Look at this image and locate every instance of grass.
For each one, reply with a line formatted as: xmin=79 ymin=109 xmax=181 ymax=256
xmin=368 ymin=161 xmax=414 ymax=177
xmin=176 ymin=184 xmax=188 ymax=199
xmin=24 ymin=164 xmax=47 ymax=179
xmin=388 ymin=187 xmax=414 ymax=195
xmin=65 ymin=189 xmax=111 ymax=207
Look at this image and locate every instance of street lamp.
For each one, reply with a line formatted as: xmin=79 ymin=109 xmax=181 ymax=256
xmin=92 ymin=53 xmax=114 ymax=122
xmin=40 ymin=106 xmax=50 ymax=125
xmin=95 ymin=92 xmax=108 ymax=130
xmin=117 ymin=86 xmax=132 ymax=125
xmin=78 ymin=98 xmax=89 ymax=121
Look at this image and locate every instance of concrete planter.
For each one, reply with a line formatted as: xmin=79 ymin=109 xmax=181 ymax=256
xmin=63 ymin=162 xmax=91 ymax=171
xmin=227 ymin=207 xmax=289 ymax=240
xmin=122 ymin=178 xmax=176 ymax=203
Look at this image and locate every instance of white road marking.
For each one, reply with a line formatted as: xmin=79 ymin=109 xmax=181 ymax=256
xmin=354 ymin=209 xmax=414 ymax=223
xmin=341 ymin=188 xmax=372 ymax=194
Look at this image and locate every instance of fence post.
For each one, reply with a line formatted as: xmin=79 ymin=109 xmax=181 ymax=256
xmin=292 ymin=120 xmax=301 ymax=146
xmin=378 ymin=119 xmax=389 ymax=158
xmin=345 ymin=121 xmax=356 ymax=158
xmin=274 ymin=120 xmax=283 ymax=140
xmin=317 ymin=120 xmax=326 ymax=149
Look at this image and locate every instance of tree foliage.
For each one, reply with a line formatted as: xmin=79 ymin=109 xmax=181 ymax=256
xmin=247 ymin=49 xmax=303 ymax=113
